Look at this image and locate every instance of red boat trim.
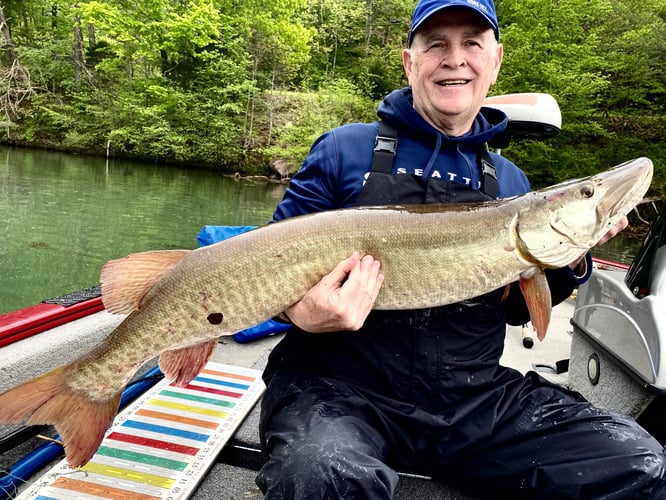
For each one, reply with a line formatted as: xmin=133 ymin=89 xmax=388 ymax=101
xmin=592 ymin=257 xmax=630 ymax=271
xmin=0 ymin=288 xmax=104 ymax=348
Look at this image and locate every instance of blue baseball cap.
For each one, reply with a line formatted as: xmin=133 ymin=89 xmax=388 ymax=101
xmin=408 ymin=0 xmax=500 ymax=46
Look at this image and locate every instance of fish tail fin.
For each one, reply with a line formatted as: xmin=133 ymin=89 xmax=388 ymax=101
xmin=159 ymin=338 xmax=217 ymax=387
xmin=0 ymin=364 xmax=121 ymax=468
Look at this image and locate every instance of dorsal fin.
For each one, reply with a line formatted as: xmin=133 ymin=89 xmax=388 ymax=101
xmin=100 ymin=249 xmax=190 ymax=314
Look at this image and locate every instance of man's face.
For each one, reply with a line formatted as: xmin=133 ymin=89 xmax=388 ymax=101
xmin=403 ymin=8 xmax=503 ymax=136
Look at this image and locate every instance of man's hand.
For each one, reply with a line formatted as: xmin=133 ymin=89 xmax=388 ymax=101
xmin=285 ymin=253 xmax=384 ymax=333
xmin=597 ymin=215 xmax=629 ymax=246
xmin=569 ymin=215 xmax=629 ymax=274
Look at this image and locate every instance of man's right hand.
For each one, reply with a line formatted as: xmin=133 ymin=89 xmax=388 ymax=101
xmin=284 ymin=253 xmax=384 ymax=333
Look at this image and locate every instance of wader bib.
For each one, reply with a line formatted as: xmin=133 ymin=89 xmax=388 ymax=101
xmin=361 ymin=119 xmax=498 ymax=203
xmin=257 ymin=124 xmax=666 ymax=500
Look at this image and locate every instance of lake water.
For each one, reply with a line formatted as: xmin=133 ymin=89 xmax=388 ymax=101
xmin=0 ymin=146 xmax=644 ymax=315
xmin=0 ymin=147 xmax=287 ymax=314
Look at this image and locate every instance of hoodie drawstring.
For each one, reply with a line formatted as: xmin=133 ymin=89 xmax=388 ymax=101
xmin=422 ymin=134 xmax=443 ymax=178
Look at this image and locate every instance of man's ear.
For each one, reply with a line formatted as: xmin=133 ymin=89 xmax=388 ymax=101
xmin=402 ymin=48 xmax=413 ymax=80
xmin=491 ymin=44 xmax=504 ymax=85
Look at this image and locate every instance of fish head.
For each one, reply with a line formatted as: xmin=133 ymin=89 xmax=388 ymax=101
xmin=516 ymin=157 xmax=653 ymax=268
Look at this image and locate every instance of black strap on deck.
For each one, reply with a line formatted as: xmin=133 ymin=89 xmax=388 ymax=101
xmin=42 ymin=285 xmax=102 ymax=307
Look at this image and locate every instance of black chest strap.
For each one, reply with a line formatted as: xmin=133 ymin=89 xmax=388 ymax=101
xmin=371 ymin=120 xmax=399 ymax=174
xmin=372 ymin=121 xmax=499 ymax=199
xmin=479 ymin=145 xmax=499 ymax=199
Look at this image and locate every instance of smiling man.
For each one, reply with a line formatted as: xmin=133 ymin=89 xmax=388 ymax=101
xmin=255 ymin=1 xmax=666 ymax=498
xmin=404 ymin=6 xmax=502 ymax=136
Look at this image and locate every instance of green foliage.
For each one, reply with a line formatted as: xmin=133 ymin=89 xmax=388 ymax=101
xmin=0 ymin=0 xmax=664 ymax=197
xmin=494 ymin=0 xmax=666 ymax=195
xmin=261 ymin=80 xmax=377 ymax=172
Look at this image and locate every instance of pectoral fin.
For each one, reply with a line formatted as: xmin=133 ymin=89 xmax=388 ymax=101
xmin=519 ymin=268 xmax=551 ymax=341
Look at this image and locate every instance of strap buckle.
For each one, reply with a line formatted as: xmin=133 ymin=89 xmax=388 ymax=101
xmin=374 ymin=135 xmax=398 ymax=154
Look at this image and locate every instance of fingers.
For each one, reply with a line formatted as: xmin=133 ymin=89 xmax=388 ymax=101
xmin=331 ymin=255 xmax=383 ymax=327
xmin=597 ymin=216 xmax=629 ymax=246
xmin=338 ymin=254 xmax=382 ymax=299
xmin=357 ymin=254 xmax=384 ymax=304
xmin=324 ymin=252 xmax=361 ymax=291
xmin=285 ymin=253 xmax=384 ymax=333
xmin=569 ymin=216 xmax=630 ymax=271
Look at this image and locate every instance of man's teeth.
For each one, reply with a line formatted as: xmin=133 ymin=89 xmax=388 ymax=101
xmin=439 ymin=80 xmax=468 ymax=86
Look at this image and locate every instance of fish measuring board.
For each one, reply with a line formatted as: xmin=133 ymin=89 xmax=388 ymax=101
xmin=17 ymin=362 xmax=265 ymax=500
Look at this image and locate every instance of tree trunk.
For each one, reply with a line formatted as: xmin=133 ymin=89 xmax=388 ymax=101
xmin=364 ymin=0 xmax=373 ymax=57
xmin=88 ymin=23 xmax=96 ymax=49
xmin=267 ymin=67 xmax=276 ymax=146
xmin=0 ymin=3 xmax=18 ymax=65
xmin=73 ymin=13 xmax=85 ymax=85
xmin=51 ymin=4 xmax=58 ymax=31
xmin=244 ymin=58 xmax=259 ymax=150
xmin=0 ymin=3 xmax=34 ymax=136
xmin=160 ymin=48 xmax=171 ymax=77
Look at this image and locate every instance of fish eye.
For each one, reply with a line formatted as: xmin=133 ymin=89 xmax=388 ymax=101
xmin=580 ymin=184 xmax=595 ymax=198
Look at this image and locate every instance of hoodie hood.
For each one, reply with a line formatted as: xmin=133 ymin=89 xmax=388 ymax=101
xmin=377 ymin=87 xmax=509 ymax=146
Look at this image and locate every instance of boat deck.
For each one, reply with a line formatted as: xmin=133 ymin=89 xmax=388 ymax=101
xmin=0 ymin=300 xmax=576 ymax=499
xmin=196 ymin=300 xmax=575 ymax=499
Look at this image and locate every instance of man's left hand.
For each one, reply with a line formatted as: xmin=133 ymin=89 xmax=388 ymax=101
xmin=569 ymin=215 xmax=629 ymax=273
xmin=596 ymin=216 xmax=629 ymax=246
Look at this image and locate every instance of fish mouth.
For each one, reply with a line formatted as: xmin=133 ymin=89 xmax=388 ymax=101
xmin=596 ymin=157 xmax=653 ymax=221
xmin=516 ymin=158 xmax=652 ymax=269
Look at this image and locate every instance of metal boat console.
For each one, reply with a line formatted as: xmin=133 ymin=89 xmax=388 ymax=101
xmin=573 ymin=204 xmax=666 ymax=389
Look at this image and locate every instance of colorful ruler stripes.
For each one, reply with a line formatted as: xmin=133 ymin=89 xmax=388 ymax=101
xmin=17 ymin=362 xmax=264 ymax=500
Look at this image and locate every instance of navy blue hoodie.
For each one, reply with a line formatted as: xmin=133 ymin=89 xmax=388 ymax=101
xmin=273 ymin=87 xmax=531 ymax=221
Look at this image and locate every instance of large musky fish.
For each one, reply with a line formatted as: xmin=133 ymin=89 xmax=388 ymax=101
xmin=0 ymin=157 xmax=653 ymax=468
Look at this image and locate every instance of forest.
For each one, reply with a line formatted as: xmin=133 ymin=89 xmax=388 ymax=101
xmin=0 ymin=0 xmax=664 ymax=196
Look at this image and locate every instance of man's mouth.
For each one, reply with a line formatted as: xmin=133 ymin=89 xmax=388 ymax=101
xmin=437 ymin=80 xmax=469 ymax=87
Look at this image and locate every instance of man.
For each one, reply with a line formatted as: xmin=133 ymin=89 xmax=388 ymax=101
xmin=256 ymin=1 xmax=666 ymax=498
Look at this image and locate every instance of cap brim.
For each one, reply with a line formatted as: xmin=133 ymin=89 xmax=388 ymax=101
xmin=409 ymin=2 xmax=499 ymax=44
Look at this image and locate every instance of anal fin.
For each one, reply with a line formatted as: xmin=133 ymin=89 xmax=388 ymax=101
xmin=159 ymin=339 xmax=218 ymax=387
xmin=519 ymin=268 xmax=552 ymax=341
